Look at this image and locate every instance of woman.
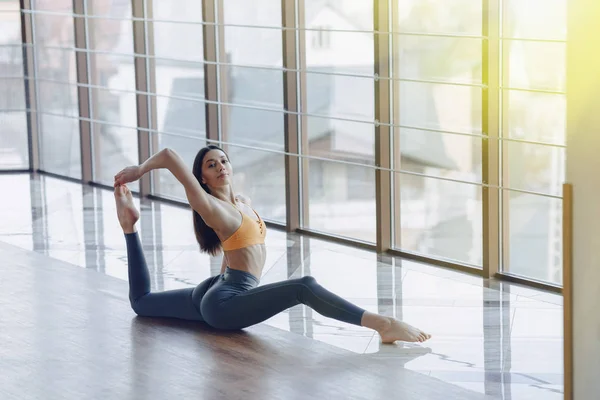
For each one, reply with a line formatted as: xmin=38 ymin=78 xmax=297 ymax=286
xmin=114 ymin=145 xmax=431 ymax=343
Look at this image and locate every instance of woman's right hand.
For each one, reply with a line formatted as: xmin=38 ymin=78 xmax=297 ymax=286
xmin=114 ymin=165 xmax=143 ymax=186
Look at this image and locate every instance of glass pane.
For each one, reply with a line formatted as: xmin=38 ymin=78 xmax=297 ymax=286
xmin=305 ymin=72 xmax=374 ymax=167
xmin=228 ymin=145 xmax=285 ymax=224
xmin=305 ymin=116 xmax=375 ymax=164
xmin=305 ymin=0 xmax=373 ymax=30
xmin=0 ymin=5 xmax=28 ymax=169
xmin=306 ymin=72 xmax=373 ymax=121
xmin=501 ymin=2 xmax=566 ymax=286
xmin=32 ymin=10 xmax=77 ymax=79
xmin=0 ymin=4 xmax=22 ymax=102
xmin=221 ymin=0 xmax=281 ymax=146
xmin=220 ymin=2 xmax=285 ymax=221
xmin=0 ymin=111 xmax=29 ymax=169
xmin=86 ymin=1 xmax=137 ymax=185
xmin=305 ymin=0 xmax=372 ymax=35
xmin=395 ymin=173 xmax=482 ymax=266
xmin=504 ymin=41 xmax=566 ymax=92
xmin=32 ymin=11 xmax=76 ymax=85
xmin=223 ymin=0 xmax=281 ymax=27
xmin=151 ymin=2 xmax=205 ymax=199
xmin=0 ymin=3 xmax=21 ymax=44
xmin=92 ymin=123 xmax=139 ymax=190
xmin=155 ymin=93 xmax=205 ymax=136
xmin=301 ymin=1 xmax=374 ymax=241
xmin=155 ymin=133 xmax=207 ymax=201
xmin=503 ymin=0 xmax=567 ymax=40
xmin=151 ymin=2 xmax=203 ymax=66
xmin=85 ymin=12 xmax=134 ymax=54
xmin=400 ymin=82 xmax=482 ymax=134
xmin=397 ymin=36 xmax=482 ymax=84
xmin=223 ymin=106 xmax=284 ymax=150
xmin=35 ymin=48 xmax=77 ymax=83
xmin=90 ymin=86 xmax=137 ymax=127
xmin=37 ymin=82 xmax=79 ymax=116
xmin=32 ymin=10 xmax=75 ymax=46
xmin=153 ymin=21 xmax=204 ymax=62
xmin=153 ymin=60 xmax=205 ymax=99
xmin=85 ymin=0 xmax=131 ymax=19
xmin=38 ymin=114 xmax=81 ymax=177
xmin=306 ymin=31 xmax=374 ymax=70
xmin=504 ymin=91 xmax=566 ymax=146
xmin=224 ymin=65 xmax=283 ymax=109
xmin=506 ymin=192 xmax=562 ymax=285
xmin=32 ymin=4 xmax=81 ymax=178
xmin=307 ymin=159 xmax=376 ymax=243
xmin=222 ymin=26 xmax=282 ymax=68
xmin=397 ymin=0 xmax=482 ymax=35
xmin=0 ymin=45 xmax=23 ymax=77
xmin=303 ymin=0 xmax=373 ymax=92
xmin=505 ymin=141 xmax=565 ymax=197
xmin=0 ymin=77 xmax=25 ymax=109
xmin=396 ymin=128 xmax=482 ymax=183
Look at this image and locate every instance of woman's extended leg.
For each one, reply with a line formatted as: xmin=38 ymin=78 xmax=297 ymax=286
xmin=201 ymin=274 xmax=431 ymax=343
xmin=116 ymin=184 xmax=210 ymax=321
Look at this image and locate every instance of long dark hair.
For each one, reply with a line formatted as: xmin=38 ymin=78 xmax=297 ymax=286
xmin=192 ymin=145 xmax=230 ymax=256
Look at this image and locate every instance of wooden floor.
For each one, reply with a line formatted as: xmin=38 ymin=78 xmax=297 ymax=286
xmin=0 ymin=241 xmax=492 ymax=400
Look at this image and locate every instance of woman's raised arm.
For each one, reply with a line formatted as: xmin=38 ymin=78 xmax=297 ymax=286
xmin=114 ymin=148 xmax=216 ymax=220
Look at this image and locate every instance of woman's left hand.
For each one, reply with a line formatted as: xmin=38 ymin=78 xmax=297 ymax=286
xmin=114 ymin=165 xmax=143 ymax=186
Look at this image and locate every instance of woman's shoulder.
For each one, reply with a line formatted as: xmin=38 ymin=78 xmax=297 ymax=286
xmin=235 ymin=194 xmax=251 ymax=205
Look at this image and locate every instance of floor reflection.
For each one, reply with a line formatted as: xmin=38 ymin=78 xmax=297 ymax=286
xmin=1 ymin=173 xmax=564 ymax=399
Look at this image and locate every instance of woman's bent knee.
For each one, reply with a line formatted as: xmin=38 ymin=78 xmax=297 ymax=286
xmin=130 ymin=296 xmax=148 ymax=316
xmin=299 ymin=275 xmax=317 ymax=286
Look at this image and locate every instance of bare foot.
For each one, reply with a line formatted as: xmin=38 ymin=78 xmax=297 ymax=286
xmin=378 ymin=318 xmax=431 ymax=344
xmin=114 ymin=185 xmax=139 ymax=233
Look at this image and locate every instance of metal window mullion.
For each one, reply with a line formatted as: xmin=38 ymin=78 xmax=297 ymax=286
xmin=297 ymin=0 xmax=310 ymax=229
xmin=202 ymin=0 xmax=220 ymax=146
xmin=19 ymin=0 xmax=39 ymax=171
xmin=215 ymin=0 xmax=228 ymax=146
xmin=390 ymin=0 xmax=403 ymax=324
xmin=86 ymin=4 xmax=102 ymax=178
xmin=482 ymin=0 xmax=501 ymax=278
xmin=139 ymin=0 xmax=161 ymax=261
xmin=500 ymin=0 xmax=511 ymax=277
xmin=72 ymin=1 xmax=92 ymax=183
xmin=144 ymin=0 xmax=160 ymax=193
xmin=374 ymin=0 xmax=392 ymax=253
xmin=282 ymin=0 xmax=300 ymax=231
xmin=132 ymin=0 xmax=152 ymax=196
xmin=391 ymin=0 xmax=401 ymax=249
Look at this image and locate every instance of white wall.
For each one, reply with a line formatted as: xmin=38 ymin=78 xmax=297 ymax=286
xmin=566 ymin=0 xmax=600 ymax=398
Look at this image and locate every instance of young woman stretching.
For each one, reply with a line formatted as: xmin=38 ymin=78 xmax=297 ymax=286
xmin=113 ymin=145 xmax=431 ymax=343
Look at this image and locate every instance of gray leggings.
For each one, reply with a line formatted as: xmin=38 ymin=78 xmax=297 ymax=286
xmin=125 ymin=233 xmax=366 ymax=330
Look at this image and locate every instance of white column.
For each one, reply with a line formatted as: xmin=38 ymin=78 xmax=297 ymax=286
xmin=565 ymin=0 xmax=600 ymax=398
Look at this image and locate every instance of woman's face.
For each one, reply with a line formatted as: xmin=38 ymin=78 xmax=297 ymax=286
xmin=201 ymin=149 xmax=233 ymax=189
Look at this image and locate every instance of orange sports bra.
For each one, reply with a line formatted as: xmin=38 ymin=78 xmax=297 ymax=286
xmin=221 ymin=205 xmax=267 ymax=251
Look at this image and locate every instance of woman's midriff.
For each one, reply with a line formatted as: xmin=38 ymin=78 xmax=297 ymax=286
xmin=224 ymin=243 xmax=266 ymax=280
